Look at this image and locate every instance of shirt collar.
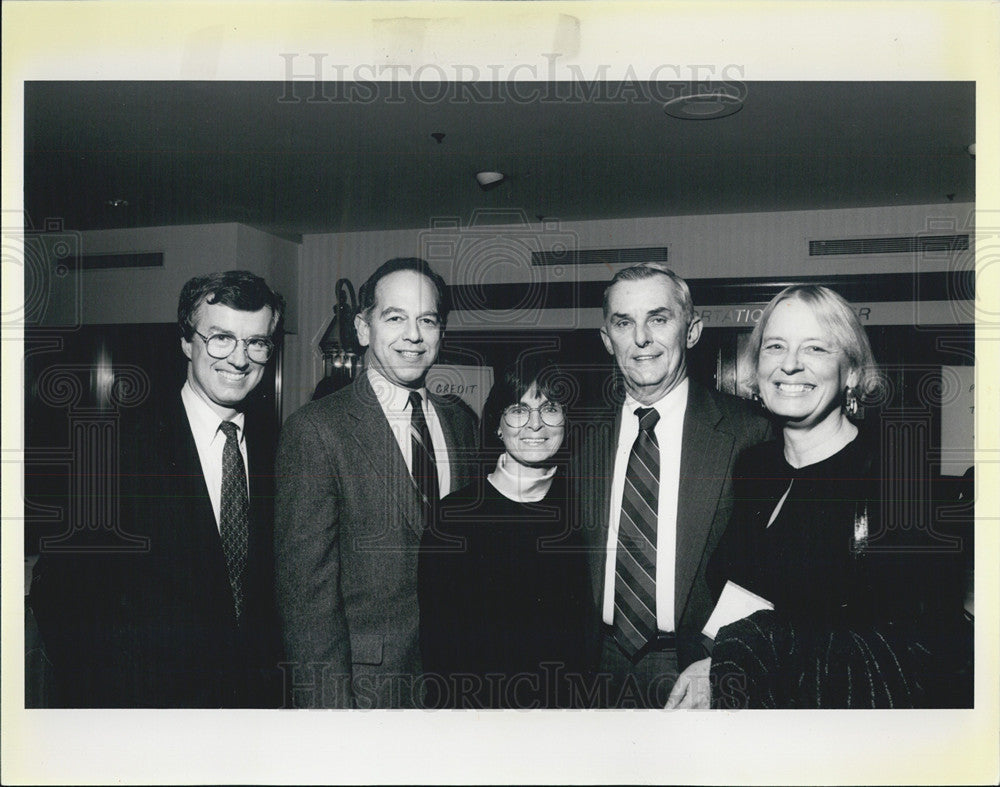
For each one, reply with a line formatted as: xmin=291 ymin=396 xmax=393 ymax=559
xmin=367 ymin=367 xmax=428 ymax=413
xmin=181 ymin=380 xmax=246 ymax=444
xmin=624 ymin=376 xmax=689 ymax=421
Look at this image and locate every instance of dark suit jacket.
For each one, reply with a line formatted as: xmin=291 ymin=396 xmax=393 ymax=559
xmin=29 ymin=391 xmax=283 ymax=707
xmin=274 ymin=372 xmax=477 ymax=708
xmin=569 ymin=380 xmax=773 ymax=671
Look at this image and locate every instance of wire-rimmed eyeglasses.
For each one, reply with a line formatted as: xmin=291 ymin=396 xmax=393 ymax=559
xmin=194 ymin=330 xmax=275 ymax=363
xmin=502 ymin=402 xmax=566 ymax=428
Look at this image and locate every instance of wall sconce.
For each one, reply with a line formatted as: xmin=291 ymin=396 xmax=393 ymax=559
xmin=314 ymin=278 xmax=361 ymax=399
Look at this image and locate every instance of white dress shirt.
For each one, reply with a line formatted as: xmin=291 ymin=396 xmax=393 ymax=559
xmin=602 ymin=377 xmax=688 ymax=633
xmin=366 ymin=368 xmax=452 ymax=498
xmin=180 ymin=380 xmax=249 ymax=531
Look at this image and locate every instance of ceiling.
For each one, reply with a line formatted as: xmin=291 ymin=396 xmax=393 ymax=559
xmin=24 ymin=81 xmax=975 ymax=240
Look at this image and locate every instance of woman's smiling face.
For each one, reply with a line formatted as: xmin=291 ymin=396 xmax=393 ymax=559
xmin=756 ymin=297 xmax=858 ymax=429
xmin=499 ymin=383 xmax=565 ymax=468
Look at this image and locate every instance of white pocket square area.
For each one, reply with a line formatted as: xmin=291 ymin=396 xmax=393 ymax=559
xmin=702 ymin=580 xmax=775 ymax=640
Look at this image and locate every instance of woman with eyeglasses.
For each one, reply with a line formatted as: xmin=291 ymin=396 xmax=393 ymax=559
xmin=418 ymin=356 xmax=590 ymax=708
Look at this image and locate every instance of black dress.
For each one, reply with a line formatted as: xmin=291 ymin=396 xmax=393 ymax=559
xmin=707 ymin=428 xmax=971 ymax=708
xmin=418 ymin=472 xmax=590 ymax=708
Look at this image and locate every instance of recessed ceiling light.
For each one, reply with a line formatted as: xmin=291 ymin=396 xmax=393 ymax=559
xmin=663 ymin=87 xmax=744 ymax=120
xmin=475 ymin=171 xmax=505 ymax=190
xmin=106 ymin=198 xmax=129 ymax=208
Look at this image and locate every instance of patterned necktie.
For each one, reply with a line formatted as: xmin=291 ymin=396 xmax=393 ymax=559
xmin=219 ymin=420 xmax=249 ymax=619
xmin=613 ymin=406 xmax=661 ymax=657
xmin=408 ymin=390 xmax=440 ymax=507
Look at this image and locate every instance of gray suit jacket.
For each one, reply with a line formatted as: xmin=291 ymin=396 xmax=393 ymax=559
xmin=274 ymin=373 xmax=477 ymax=708
xmin=570 ymin=380 xmax=773 ymax=671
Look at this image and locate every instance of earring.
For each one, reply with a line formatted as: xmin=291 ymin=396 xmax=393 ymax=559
xmin=751 ymin=392 xmax=768 ymax=411
xmin=844 ymin=385 xmax=859 ymax=417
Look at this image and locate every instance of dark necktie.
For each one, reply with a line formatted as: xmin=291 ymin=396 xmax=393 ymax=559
xmin=613 ymin=406 xmax=661 ymax=657
xmin=219 ymin=420 xmax=249 ymax=619
xmin=408 ymin=390 xmax=440 ymax=507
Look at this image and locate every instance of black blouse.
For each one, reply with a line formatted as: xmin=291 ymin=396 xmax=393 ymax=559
xmin=707 ymin=428 xmax=971 ymax=708
xmin=418 ymin=473 xmax=590 ymax=708
xmin=711 ymin=430 xmax=885 ymax=622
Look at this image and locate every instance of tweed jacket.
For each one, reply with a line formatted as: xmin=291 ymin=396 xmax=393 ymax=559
xmin=274 ymin=372 xmax=477 ymax=708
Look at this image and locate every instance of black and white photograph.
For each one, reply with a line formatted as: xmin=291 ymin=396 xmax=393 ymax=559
xmin=3 ymin=2 xmax=998 ymax=785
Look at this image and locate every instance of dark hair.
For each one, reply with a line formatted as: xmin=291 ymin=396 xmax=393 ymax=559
xmin=602 ymin=263 xmax=694 ymax=324
xmin=357 ymin=257 xmax=450 ymax=328
xmin=480 ymin=355 xmax=573 ymax=461
xmin=740 ymin=284 xmax=884 ymax=401
xmin=177 ymin=270 xmax=285 ymax=341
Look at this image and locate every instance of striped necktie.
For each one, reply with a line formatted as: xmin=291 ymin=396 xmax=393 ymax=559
xmin=408 ymin=390 xmax=440 ymax=507
xmin=219 ymin=420 xmax=249 ymax=619
xmin=613 ymin=406 xmax=661 ymax=657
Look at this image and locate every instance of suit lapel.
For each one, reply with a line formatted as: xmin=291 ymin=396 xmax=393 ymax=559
xmin=428 ymin=391 xmax=471 ymax=488
xmin=584 ymin=405 xmax=622 ymax=610
xmin=244 ymin=412 xmax=277 ymax=592
xmin=159 ymin=393 xmax=235 ymax=617
xmin=674 ymin=383 xmax=733 ymax=624
xmin=345 ymin=374 xmax=425 ymax=537
xmin=244 ymin=413 xmax=275 ymax=531
xmin=163 ymin=393 xmax=220 ymax=539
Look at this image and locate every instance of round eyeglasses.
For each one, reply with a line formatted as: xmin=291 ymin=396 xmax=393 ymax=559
xmin=194 ymin=330 xmax=275 ymax=363
xmin=502 ymin=402 xmax=566 ymax=428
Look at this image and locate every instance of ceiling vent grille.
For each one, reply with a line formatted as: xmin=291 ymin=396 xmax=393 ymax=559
xmin=72 ymin=252 xmax=165 ymax=270
xmin=532 ymin=246 xmax=668 ymax=267
xmin=809 ymin=234 xmax=969 ymax=257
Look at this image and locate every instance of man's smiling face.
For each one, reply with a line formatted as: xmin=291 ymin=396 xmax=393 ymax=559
xmin=181 ymin=301 xmax=275 ymax=418
xmin=355 ymin=269 xmax=443 ymax=389
xmin=600 ymin=274 xmax=702 ymax=405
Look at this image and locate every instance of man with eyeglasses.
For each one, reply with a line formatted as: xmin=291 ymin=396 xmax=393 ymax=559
xmin=274 ymin=258 xmax=477 ymax=709
xmin=30 ymin=270 xmax=286 ymax=707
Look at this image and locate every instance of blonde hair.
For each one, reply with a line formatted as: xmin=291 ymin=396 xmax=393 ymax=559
xmin=740 ymin=285 xmax=883 ymax=401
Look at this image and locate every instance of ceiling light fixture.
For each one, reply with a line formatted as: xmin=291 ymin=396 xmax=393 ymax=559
xmin=105 ymin=198 xmax=129 ymax=208
xmin=475 ymin=171 xmax=505 ymax=190
xmin=663 ymin=85 xmax=744 ymax=120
